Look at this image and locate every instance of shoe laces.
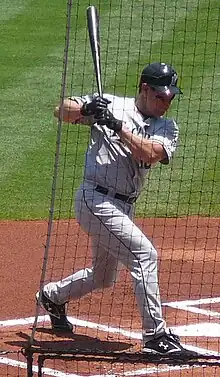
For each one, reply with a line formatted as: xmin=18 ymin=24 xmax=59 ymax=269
xmin=165 ymin=329 xmax=180 ymax=343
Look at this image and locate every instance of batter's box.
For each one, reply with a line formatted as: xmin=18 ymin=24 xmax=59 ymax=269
xmin=164 ymin=297 xmax=220 ymax=341
xmin=164 ymin=297 xmax=220 ymax=319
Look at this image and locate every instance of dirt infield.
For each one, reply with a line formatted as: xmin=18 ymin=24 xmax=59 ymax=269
xmin=0 ymin=217 xmax=220 ymax=376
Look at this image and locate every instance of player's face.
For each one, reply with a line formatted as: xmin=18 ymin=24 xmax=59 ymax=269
xmin=143 ymin=85 xmax=174 ymax=117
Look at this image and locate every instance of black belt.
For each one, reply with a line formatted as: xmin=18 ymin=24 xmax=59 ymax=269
xmin=95 ymin=185 xmax=137 ymax=204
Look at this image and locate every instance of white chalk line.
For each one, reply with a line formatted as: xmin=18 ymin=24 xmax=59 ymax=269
xmin=0 ymin=315 xmax=142 ymax=340
xmin=165 ymin=297 xmax=220 ymax=307
xmin=1 ymin=297 xmax=220 ymax=376
xmin=164 ymin=296 xmax=220 ymax=318
xmin=1 ymin=314 xmax=219 ymax=354
xmin=2 ymin=296 xmax=220 ymax=330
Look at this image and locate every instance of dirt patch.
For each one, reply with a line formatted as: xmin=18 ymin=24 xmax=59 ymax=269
xmin=0 ymin=218 xmax=219 ymax=376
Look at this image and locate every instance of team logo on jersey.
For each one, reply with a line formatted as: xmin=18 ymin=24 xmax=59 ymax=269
xmin=131 ymin=125 xmax=150 ymax=139
xmin=171 ymin=73 xmax=178 ymax=86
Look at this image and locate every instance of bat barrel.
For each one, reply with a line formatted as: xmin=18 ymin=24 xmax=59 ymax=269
xmin=86 ymin=6 xmax=103 ymax=97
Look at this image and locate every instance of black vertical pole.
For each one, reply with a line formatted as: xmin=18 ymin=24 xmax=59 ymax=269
xmin=25 ymin=348 xmax=34 ymax=377
xmin=38 ymin=355 xmax=44 ymax=377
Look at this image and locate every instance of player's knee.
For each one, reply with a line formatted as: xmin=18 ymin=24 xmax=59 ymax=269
xmin=149 ymin=246 xmax=158 ymax=260
xmin=138 ymin=243 xmax=158 ymax=262
xmin=132 ymin=245 xmax=158 ymax=274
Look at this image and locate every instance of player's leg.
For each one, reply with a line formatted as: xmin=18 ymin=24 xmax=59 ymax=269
xmin=75 ymin=187 xmax=165 ymax=337
xmin=43 ymin=185 xmax=163 ymax=339
xmin=39 ymin=230 xmax=120 ymax=331
xmin=74 ymin=187 xmax=197 ymax=357
xmin=43 ymin=236 xmax=120 ymax=303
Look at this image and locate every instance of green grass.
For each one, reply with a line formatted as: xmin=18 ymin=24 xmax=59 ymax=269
xmin=0 ymin=0 xmax=220 ymax=219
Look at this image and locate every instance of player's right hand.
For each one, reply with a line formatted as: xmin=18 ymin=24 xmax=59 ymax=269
xmin=95 ymin=109 xmax=123 ymax=132
xmin=80 ymin=96 xmax=111 ymax=116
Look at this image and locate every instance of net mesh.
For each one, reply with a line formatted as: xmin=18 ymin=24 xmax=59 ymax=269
xmin=29 ymin=0 xmax=220 ymax=376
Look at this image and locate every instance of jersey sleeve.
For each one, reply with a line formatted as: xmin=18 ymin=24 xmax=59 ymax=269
xmin=150 ymin=119 xmax=179 ymax=165
xmin=69 ymin=94 xmax=93 ymax=104
xmin=69 ymin=93 xmax=114 ymax=106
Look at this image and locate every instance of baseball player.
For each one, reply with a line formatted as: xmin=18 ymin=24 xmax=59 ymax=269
xmin=37 ymin=62 xmax=197 ymax=357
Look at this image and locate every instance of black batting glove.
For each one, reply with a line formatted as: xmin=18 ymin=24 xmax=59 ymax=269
xmin=80 ymin=96 xmax=111 ymax=116
xmin=95 ymin=109 xmax=123 ymax=132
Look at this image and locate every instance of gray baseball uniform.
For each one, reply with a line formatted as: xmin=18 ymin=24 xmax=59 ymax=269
xmin=44 ymin=93 xmax=178 ymax=343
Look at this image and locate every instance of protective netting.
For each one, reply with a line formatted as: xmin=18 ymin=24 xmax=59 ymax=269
xmin=26 ymin=0 xmax=220 ymax=376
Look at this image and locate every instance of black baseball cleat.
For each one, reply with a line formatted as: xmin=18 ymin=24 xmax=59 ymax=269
xmin=36 ymin=291 xmax=73 ymax=332
xmin=142 ymin=331 xmax=198 ymax=358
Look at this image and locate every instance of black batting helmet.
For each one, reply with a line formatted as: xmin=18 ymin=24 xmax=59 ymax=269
xmin=139 ymin=62 xmax=183 ymax=95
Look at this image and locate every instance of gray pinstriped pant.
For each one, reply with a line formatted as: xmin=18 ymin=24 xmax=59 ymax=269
xmin=44 ymin=183 xmax=166 ymax=342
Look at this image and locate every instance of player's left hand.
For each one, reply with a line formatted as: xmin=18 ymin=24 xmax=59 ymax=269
xmin=95 ymin=109 xmax=122 ymax=132
xmin=80 ymin=96 xmax=111 ymax=116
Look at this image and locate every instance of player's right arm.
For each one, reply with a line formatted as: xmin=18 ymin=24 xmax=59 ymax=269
xmin=54 ymin=96 xmax=111 ymax=124
xmin=54 ymin=98 xmax=85 ymax=124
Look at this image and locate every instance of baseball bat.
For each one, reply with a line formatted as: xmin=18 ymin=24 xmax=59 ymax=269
xmin=86 ymin=6 xmax=103 ymax=97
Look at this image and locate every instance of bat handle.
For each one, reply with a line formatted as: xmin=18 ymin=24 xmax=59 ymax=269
xmin=97 ymin=81 xmax=103 ymax=98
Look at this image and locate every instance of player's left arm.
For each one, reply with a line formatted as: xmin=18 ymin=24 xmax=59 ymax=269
xmin=54 ymin=95 xmax=110 ymax=125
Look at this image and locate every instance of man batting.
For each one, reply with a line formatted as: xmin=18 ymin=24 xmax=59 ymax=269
xmin=37 ymin=62 xmax=197 ymax=357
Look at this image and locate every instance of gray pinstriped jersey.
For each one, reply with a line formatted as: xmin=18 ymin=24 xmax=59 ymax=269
xmin=74 ymin=93 xmax=179 ymax=197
